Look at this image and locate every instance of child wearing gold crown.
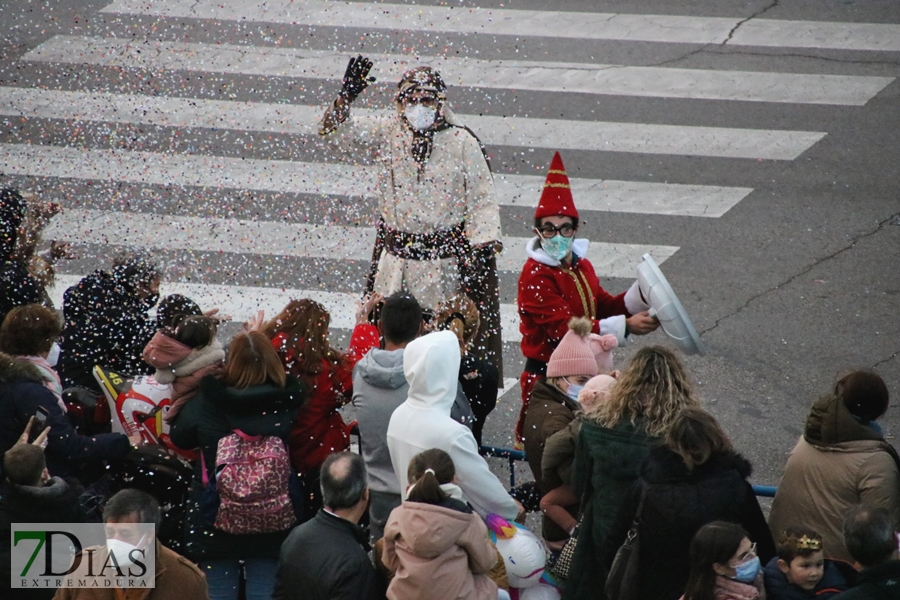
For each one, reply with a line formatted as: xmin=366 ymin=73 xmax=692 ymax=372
xmin=763 ymin=527 xmax=852 ymax=600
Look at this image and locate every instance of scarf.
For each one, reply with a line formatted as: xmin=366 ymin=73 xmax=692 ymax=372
xmin=22 ymin=354 xmax=66 ymax=412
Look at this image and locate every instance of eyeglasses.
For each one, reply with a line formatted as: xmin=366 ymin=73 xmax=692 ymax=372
xmin=735 ymin=542 xmax=758 ymax=564
xmin=535 ymin=223 xmax=576 ymax=238
xmin=403 ymin=94 xmax=439 ymax=108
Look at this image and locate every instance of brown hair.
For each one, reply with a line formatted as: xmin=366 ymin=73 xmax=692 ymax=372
xmin=406 ymin=448 xmax=455 ymax=505
xmin=586 ymin=346 xmax=698 ymax=437
xmin=664 ymin=407 xmax=733 ymax=472
xmin=221 ymin=331 xmax=286 ymax=389
xmin=263 ymin=299 xmax=345 ymax=378
xmin=684 ymin=521 xmax=748 ymax=600
xmin=175 ymin=315 xmax=217 ymax=349
xmin=2 ymin=444 xmax=47 ymax=486
xmin=835 ymin=370 xmax=889 ymax=421
xmin=0 ymin=304 xmax=61 ymax=356
xmin=776 ymin=526 xmax=824 ymax=564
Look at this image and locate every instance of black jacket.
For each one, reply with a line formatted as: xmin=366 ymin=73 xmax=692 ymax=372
xmin=833 ymin=560 xmax=900 ymax=600
xmin=58 ymin=269 xmax=157 ymax=389
xmin=0 ymin=352 xmax=130 ymax=480
xmin=0 ymin=477 xmax=92 ymax=600
xmin=272 ymin=509 xmax=385 ymax=600
xmin=169 ymin=374 xmax=305 ymax=562
xmin=764 ymin=556 xmax=851 ymax=600
xmin=602 ymin=446 xmax=777 ymax=600
xmin=0 ymin=259 xmax=46 ymax=327
xmin=459 ymin=353 xmax=498 ymax=446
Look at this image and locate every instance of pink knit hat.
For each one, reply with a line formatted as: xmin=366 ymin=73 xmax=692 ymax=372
xmin=547 ymin=317 xmax=598 ymax=378
xmin=578 ymin=374 xmax=617 ymax=410
xmin=588 ymin=333 xmax=618 ymax=374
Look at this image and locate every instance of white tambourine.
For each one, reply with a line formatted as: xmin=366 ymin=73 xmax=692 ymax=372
xmin=636 ymin=254 xmax=705 ymax=355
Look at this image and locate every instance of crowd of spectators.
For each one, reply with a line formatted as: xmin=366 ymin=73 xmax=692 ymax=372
xmin=2 ymin=181 xmax=898 ymax=600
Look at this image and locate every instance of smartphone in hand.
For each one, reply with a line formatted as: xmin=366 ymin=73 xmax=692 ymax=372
xmin=29 ymin=406 xmax=50 ymax=443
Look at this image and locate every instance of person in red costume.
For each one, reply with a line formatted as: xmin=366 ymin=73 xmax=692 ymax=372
xmin=515 ymin=152 xmax=659 ymax=443
xmin=262 ymin=294 xmax=381 ymax=521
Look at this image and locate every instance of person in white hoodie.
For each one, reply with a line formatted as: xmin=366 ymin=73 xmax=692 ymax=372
xmin=387 ymin=330 xmax=523 ymax=522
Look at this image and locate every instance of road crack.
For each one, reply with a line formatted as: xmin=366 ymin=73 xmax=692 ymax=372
xmin=722 ymin=0 xmax=780 ymax=46
xmin=700 ymin=211 xmax=900 ymax=337
xmin=872 ymin=350 xmax=900 ymax=369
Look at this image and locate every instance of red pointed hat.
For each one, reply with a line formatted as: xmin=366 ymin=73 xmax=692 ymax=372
xmin=534 ymin=152 xmax=578 ymax=220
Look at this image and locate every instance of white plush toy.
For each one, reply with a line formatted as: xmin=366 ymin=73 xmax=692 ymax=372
xmin=520 ymin=584 xmax=562 ymax=600
xmin=486 ymin=514 xmax=547 ymax=589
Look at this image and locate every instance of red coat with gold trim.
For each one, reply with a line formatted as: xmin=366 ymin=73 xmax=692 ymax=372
xmin=518 ymin=237 xmax=647 ymax=364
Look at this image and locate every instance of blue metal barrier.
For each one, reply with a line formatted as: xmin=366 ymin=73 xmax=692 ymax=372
xmin=480 ymin=445 xmax=527 ymax=488
xmin=480 ymin=444 xmax=777 ymax=498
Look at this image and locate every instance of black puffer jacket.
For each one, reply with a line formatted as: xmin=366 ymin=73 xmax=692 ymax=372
xmin=601 ymin=446 xmax=776 ymax=600
xmin=58 ymin=268 xmax=157 ymax=389
xmin=0 ymin=352 xmax=130 ymax=479
xmin=169 ymin=374 xmax=305 ymax=562
xmin=0 ymin=477 xmax=92 ymax=600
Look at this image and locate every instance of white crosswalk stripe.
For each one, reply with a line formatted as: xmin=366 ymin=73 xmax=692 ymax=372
xmin=4 ymin=0 xmax=889 ymax=349
xmin=25 ymin=36 xmax=894 ymax=106
xmin=39 ymin=209 xmax=677 ymax=279
xmin=101 ymin=0 xmax=900 ymax=52
xmin=0 ymin=87 xmax=826 ymax=159
xmin=47 ymin=275 xmax=529 ymax=343
xmin=0 ymin=143 xmax=747 ymax=218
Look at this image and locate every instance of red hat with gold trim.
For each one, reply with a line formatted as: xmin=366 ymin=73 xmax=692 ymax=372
xmin=534 ymin=151 xmax=578 ymax=220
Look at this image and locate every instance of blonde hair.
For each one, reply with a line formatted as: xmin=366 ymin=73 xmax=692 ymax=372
xmin=221 ymin=331 xmax=287 ymax=389
xmin=585 ymin=346 xmax=698 ymax=437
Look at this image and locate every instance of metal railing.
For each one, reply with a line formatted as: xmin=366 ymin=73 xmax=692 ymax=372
xmin=479 ymin=445 xmax=776 ymax=498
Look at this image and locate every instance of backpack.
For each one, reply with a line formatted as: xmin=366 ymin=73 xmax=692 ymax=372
xmin=211 ymin=430 xmax=295 ymax=535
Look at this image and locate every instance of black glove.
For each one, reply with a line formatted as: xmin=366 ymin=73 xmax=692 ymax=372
xmin=340 ymin=55 xmax=375 ymax=102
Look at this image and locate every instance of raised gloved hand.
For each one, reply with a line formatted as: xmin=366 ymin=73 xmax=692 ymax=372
xmin=340 ymin=55 xmax=375 ymax=102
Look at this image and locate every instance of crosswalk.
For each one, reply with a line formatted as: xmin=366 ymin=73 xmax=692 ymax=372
xmin=1 ymin=0 xmax=895 ymax=373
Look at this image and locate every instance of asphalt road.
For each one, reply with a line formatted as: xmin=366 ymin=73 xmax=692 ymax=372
xmin=1 ymin=0 xmax=898 ymax=490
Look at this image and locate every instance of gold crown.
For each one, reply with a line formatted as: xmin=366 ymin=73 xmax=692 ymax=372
xmin=782 ymin=533 xmax=823 ymax=551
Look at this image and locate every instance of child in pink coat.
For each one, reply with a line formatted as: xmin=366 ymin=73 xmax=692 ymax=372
xmin=382 ymin=448 xmax=506 ymax=600
xmin=142 ymin=315 xmax=225 ymax=421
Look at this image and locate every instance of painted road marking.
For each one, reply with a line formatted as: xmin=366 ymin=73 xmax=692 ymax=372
xmin=0 ymin=87 xmax=826 ymax=159
xmin=0 ymin=142 xmax=750 ymax=218
xmin=100 ymin=0 xmax=900 ymax=52
xmin=24 ymin=36 xmax=894 ymax=106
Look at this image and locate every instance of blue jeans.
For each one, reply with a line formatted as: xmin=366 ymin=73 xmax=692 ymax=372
xmin=201 ymin=558 xmax=279 ymax=600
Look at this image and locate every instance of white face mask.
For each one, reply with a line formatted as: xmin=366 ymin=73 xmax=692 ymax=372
xmin=46 ymin=342 xmax=61 ymax=367
xmin=106 ymin=536 xmax=147 ymax=569
xmin=404 ymin=104 xmax=436 ymax=131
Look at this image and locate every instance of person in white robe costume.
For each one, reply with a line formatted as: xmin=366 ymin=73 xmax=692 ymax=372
xmin=319 ymin=57 xmax=504 ymax=376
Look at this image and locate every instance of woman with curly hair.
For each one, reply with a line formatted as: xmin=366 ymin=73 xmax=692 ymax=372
xmin=263 ymin=295 xmax=381 ymax=521
xmin=562 ymin=345 xmax=699 ymax=600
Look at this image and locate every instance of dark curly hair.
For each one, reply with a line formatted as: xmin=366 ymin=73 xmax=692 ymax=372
xmin=0 ymin=304 xmax=61 ymax=356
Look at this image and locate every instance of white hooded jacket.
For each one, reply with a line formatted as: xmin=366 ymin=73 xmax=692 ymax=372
xmin=387 ymin=331 xmax=519 ymax=520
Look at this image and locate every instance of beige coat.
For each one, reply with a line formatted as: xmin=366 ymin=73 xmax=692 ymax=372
xmin=768 ymin=394 xmax=900 ymax=564
xmin=382 ymin=500 xmax=498 ymax=600
xmin=323 ymin=110 xmax=501 ymax=310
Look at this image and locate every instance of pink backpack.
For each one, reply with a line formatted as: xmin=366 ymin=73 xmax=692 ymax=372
xmin=211 ymin=430 xmax=295 ymax=535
